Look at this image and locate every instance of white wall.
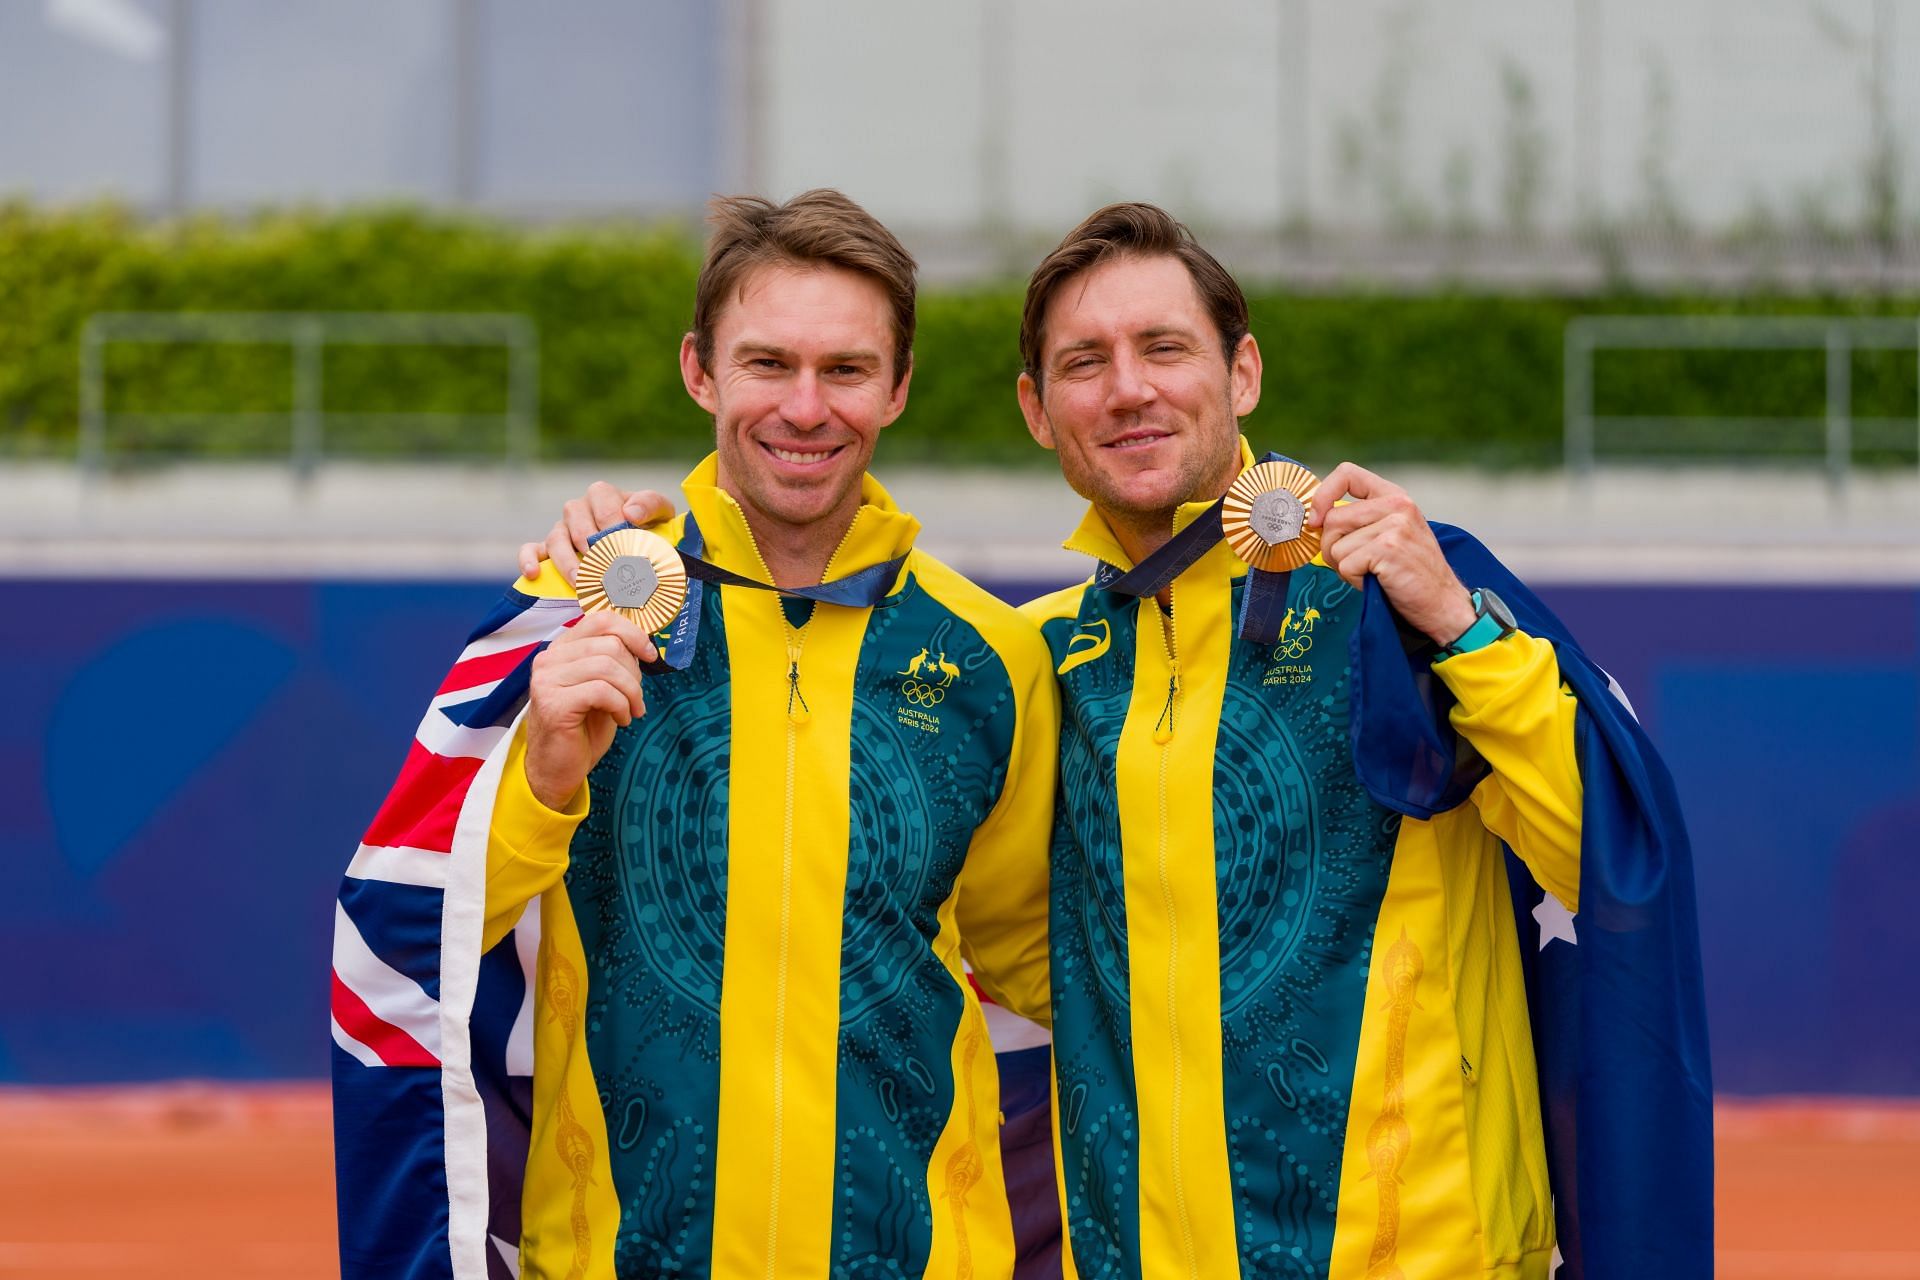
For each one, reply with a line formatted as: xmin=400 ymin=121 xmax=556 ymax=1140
xmin=758 ymin=0 xmax=1920 ymax=240
xmin=4 ymin=0 xmax=1916 ymax=249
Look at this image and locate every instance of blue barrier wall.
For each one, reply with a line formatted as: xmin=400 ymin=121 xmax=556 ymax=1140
xmin=3 ymin=577 xmax=1915 ymax=1093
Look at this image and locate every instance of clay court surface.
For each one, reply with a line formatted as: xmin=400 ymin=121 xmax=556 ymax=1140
xmin=0 ymin=1087 xmax=1914 ymax=1278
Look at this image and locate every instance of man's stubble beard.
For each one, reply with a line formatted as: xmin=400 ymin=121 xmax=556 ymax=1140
xmin=1063 ymin=396 xmax=1243 ymax=547
xmin=714 ymin=415 xmax=870 ymax=545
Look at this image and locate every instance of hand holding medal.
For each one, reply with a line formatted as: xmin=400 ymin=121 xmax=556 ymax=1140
xmin=1308 ymin=460 xmax=1476 ymax=646
xmin=523 ymin=527 xmax=682 ymax=809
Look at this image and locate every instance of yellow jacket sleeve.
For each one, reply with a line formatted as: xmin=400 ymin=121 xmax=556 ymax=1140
xmin=953 ymin=631 xmax=1060 ymax=1028
xmin=481 ymin=722 xmax=590 ymax=953
xmin=1434 ymin=630 xmax=1583 ymax=912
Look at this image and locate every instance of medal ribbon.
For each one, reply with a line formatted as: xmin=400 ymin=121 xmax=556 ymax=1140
xmin=1094 ymin=451 xmax=1303 ymax=644
xmin=588 ymin=514 xmax=908 ymax=672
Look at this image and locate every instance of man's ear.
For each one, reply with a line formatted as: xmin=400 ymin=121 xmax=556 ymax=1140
xmin=680 ymin=333 xmax=718 ymax=414
xmin=878 ymin=355 xmax=913 ymax=430
xmin=1229 ymin=333 xmax=1262 ymax=418
xmin=1017 ymin=372 xmax=1056 ymax=450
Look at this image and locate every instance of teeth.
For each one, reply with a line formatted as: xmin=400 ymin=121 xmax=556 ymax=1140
xmin=770 ymin=445 xmax=834 ymax=464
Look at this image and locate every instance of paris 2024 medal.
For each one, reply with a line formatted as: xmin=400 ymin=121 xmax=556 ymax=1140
xmin=1221 ymin=459 xmax=1322 ymax=572
xmin=574 ymin=527 xmax=689 ymax=635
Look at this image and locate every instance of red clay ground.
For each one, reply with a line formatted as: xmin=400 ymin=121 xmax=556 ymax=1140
xmin=1 ymin=1086 xmax=1914 ymax=1278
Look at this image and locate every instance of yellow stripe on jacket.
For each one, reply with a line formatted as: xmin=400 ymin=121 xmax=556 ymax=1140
xmin=1329 ymin=631 xmax=1577 ymax=1280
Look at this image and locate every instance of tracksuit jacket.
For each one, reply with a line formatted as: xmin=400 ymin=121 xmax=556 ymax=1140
xmin=485 ymin=456 xmax=1058 ymax=1279
xmin=1021 ymin=440 xmax=1581 ymax=1280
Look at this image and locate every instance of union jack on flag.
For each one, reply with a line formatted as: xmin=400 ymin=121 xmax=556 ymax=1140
xmin=331 ymin=586 xmax=580 ymax=1280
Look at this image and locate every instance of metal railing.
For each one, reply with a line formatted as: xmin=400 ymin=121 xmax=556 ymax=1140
xmin=1565 ymin=315 xmax=1920 ymax=492
xmin=79 ymin=311 xmax=539 ymax=479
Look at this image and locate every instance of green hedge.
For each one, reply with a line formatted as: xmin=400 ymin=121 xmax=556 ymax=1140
xmin=3 ymin=204 xmax=1915 ymax=467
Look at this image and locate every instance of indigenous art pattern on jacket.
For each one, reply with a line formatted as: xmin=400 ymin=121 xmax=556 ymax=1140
xmin=1033 ymin=562 xmax=1399 ymax=1279
xmin=1021 ymin=451 xmax=1583 ymax=1280
xmin=539 ymin=532 xmax=1050 ymax=1277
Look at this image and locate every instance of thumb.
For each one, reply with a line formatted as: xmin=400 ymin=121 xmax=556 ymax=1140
xmin=623 ymin=488 xmax=675 ymax=524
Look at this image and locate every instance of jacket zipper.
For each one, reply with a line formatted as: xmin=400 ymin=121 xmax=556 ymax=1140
xmin=738 ymin=511 xmax=864 ymax=1272
xmin=1151 ymin=594 xmax=1198 ymax=1279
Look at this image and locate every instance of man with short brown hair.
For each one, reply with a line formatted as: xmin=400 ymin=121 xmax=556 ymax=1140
xmin=1016 ymin=202 xmax=1709 ymax=1279
xmin=334 ymin=188 xmax=1059 ymax=1280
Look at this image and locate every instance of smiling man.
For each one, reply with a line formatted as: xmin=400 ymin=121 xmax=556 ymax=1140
xmin=1016 ymin=204 xmax=1710 ymax=1279
xmin=333 ymin=190 xmax=1059 ymax=1280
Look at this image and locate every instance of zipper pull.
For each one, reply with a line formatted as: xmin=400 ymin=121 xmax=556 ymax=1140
xmin=1153 ymin=670 xmax=1178 ymax=744
xmin=786 ymin=657 xmax=811 ymax=725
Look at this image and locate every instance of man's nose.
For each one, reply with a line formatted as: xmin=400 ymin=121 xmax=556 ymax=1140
xmin=780 ymin=371 xmax=829 ymax=429
xmin=1105 ymin=350 xmax=1156 ymax=413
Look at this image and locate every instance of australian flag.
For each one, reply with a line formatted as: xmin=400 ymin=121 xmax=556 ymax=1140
xmin=1351 ymin=524 xmax=1715 ymax=1278
xmin=330 ymin=586 xmax=576 ymax=1280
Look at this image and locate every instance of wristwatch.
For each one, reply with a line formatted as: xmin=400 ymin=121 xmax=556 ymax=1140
xmin=1435 ymin=588 xmax=1517 ymax=660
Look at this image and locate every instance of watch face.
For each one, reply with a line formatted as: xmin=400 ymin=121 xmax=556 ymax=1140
xmin=1479 ymin=587 xmax=1517 ymax=632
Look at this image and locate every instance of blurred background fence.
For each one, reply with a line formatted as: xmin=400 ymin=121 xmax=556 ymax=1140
xmin=77 ymin=310 xmax=540 ymax=474
xmin=1565 ymin=314 xmax=1920 ymax=482
xmin=6 ymin=206 xmax=1920 ymax=468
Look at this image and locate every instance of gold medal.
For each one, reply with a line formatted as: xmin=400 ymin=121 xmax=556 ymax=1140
xmin=574 ymin=527 xmax=689 ymax=634
xmin=1221 ymin=459 xmax=1321 ymax=572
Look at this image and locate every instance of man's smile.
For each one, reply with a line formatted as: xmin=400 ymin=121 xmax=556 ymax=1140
xmin=761 ymin=441 xmax=846 ymax=468
xmin=1101 ymin=428 xmax=1173 ymax=451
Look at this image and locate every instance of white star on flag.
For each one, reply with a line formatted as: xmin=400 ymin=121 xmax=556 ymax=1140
xmin=1533 ymin=895 xmax=1578 ymax=950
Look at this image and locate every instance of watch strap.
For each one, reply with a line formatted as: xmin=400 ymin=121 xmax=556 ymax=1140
xmin=1437 ymin=589 xmax=1508 ymax=660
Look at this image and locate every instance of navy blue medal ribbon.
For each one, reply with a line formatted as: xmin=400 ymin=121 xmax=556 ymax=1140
xmin=588 ymin=514 xmax=907 ymax=672
xmin=1095 ymin=450 xmax=1301 ymax=645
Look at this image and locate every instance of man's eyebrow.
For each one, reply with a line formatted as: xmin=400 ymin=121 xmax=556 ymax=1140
xmin=732 ymin=342 xmax=881 ymax=365
xmin=1049 ymin=326 xmax=1201 ymax=364
xmin=732 ymin=341 xmax=795 ymax=361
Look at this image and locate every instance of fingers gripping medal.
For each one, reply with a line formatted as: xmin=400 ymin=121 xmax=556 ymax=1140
xmin=1221 ymin=459 xmax=1321 ymax=572
xmin=574 ymin=527 xmax=688 ymax=635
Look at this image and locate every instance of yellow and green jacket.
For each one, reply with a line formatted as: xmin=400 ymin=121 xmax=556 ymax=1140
xmin=1022 ymin=457 xmax=1581 ymax=1280
xmin=487 ymin=456 xmax=1058 ymax=1279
